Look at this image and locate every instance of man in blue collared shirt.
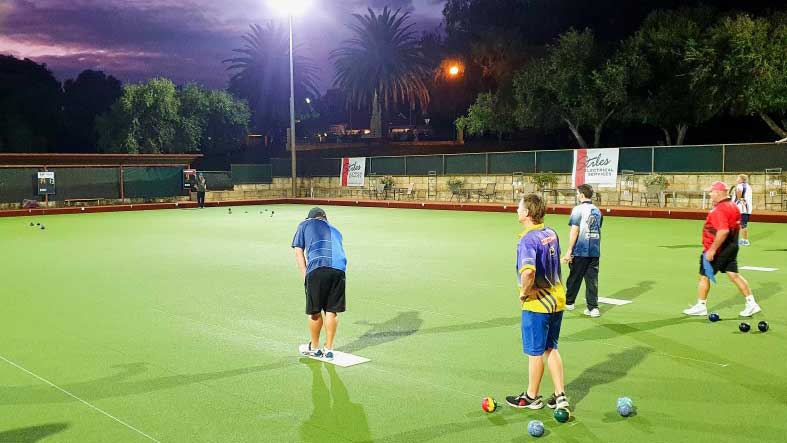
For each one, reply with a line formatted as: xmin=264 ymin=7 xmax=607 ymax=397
xmin=561 ymin=184 xmax=603 ymax=317
xmin=292 ymin=207 xmax=347 ymax=361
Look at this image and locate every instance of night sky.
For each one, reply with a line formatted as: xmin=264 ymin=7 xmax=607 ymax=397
xmin=0 ymin=0 xmax=445 ymax=91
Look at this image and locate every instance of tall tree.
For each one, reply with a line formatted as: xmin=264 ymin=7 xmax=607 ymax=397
xmin=0 ymin=56 xmax=62 ymax=152
xmin=443 ymin=0 xmax=785 ymax=47
xmin=224 ymin=23 xmax=319 ymax=136
xmin=513 ymin=29 xmax=645 ymax=147
xmin=97 ymin=80 xmax=250 ymax=155
xmin=455 ymin=92 xmax=516 ymax=142
xmin=688 ymin=12 xmax=787 ymax=139
xmin=629 ymin=7 xmax=720 ymax=145
xmin=179 ymin=84 xmax=251 ymax=157
xmin=96 ymin=78 xmax=193 ymax=154
xmin=62 ymin=70 xmax=122 ymax=151
xmin=332 ymin=7 xmax=432 ymax=112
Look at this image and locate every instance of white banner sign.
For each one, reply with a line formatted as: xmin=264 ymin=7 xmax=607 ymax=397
xmin=340 ymin=157 xmax=366 ymax=187
xmin=572 ymin=148 xmax=619 ymax=188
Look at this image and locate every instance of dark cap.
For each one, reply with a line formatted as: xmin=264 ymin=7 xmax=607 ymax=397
xmin=307 ymin=207 xmax=327 ymax=219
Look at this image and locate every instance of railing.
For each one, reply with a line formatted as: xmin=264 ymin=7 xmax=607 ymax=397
xmin=271 ymin=142 xmax=787 ymax=177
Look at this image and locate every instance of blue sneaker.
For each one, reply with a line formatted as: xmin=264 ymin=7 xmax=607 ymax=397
xmin=324 ymin=349 xmax=334 ymax=361
xmin=312 ymin=348 xmax=324 ymax=358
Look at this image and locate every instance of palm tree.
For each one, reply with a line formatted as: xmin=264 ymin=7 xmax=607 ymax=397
xmin=224 ymin=23 xmax=319 ymax=135
xmin=331 ymin=7 xmax=432 ymax=112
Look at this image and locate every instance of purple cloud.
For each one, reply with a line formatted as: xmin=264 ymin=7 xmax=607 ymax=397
xmin=0 ymin=0 xmax=445 ymax=91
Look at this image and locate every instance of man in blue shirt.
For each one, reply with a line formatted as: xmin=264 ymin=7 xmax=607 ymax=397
xmin=561 ymin=184 xmax=603 ymax=317
xmin=292 ymin=207 xmax=348 ymax=361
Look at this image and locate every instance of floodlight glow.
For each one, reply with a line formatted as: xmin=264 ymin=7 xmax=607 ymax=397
xmin=305 ymin=97 xmax=311 ymax=104
xmin=268 ymin=0 xmax=310 ymax=16
xmin=449 ymin=65 xmax=460 ymax=76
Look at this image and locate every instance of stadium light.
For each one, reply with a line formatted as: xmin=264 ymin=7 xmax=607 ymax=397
xmin=267 ymin=0 xmax=311 ymax=196
xmin=267 ymin=0 xmax=310 ymax=16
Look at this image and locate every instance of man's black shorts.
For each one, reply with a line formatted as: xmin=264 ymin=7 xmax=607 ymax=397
xmin=698 ymin=246 xmax=739 ymax=276
xmin=305 ymin=267 xmax=346 ymax=315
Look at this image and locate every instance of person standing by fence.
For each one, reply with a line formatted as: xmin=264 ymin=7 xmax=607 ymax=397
xmin=196 ymin=174 xmax=207 ymax=208
xmin=734 ymin=174 xmax=753 ymax=246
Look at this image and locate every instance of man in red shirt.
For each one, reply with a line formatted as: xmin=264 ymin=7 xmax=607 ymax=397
xmin=683 ymin=181 xmax=762 ymax=317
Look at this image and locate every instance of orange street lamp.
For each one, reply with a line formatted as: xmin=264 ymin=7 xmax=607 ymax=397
xmin=439 ymin=59 xmax=464 ymax=81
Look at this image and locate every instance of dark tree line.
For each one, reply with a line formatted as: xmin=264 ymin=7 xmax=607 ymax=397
xmin=0 ymin=55 xmax=121 ymax=152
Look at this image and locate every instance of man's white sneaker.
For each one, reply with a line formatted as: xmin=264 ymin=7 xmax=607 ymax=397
xmin=565 ymin=304 xmax=576 ymax=311
xmin=300 ymin=342 xmax=319 ymax=356
xmin=683 ymin=303 xmax=707 ymax=316
xmin=739 ymin=303 xmax=761 ymax=317
xmin=584 ymin=308 xmax=600 ymax=318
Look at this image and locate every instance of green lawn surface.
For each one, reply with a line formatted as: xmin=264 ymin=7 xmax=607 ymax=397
xmin=1 ymin=205 xmax=785 ymax=442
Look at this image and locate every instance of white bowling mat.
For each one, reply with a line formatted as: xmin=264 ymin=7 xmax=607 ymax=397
xmin=598 ymin=297 xmax=633 ymax=306
xmin=740 ymin=266 xmax=778 ymax=272
xmin=298 ymin=345 xmax=371 ymax=367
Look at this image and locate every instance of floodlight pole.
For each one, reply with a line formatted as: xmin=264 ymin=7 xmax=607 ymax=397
xmin=288 ymin=13 xmax=297 ymax=197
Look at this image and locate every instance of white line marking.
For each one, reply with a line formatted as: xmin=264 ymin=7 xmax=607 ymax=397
xmin=740 ymin=266 xmax=778 ymax=272
xmin=0 ymin=354 xmax=161 ymax=443
xmin=579 ymin=341 xmax=728 ymax=368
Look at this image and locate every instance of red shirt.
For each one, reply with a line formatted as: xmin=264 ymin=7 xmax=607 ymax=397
xmin=702 ymin=198 xmax=741 ymax=251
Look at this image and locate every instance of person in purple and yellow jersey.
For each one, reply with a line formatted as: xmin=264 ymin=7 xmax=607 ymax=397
xmin=506 ymin=194 xmax=570 ymax=412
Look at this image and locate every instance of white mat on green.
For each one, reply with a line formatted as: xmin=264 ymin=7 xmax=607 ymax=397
xmin=298 ymin=345 xmax=370 ymax=367
xmin=740 ymin=266 xmax=778 ymax=272
xmin=598 ymin=297 xmax=633 ymax=306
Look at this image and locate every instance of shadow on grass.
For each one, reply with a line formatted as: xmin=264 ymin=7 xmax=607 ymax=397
xmin=372 ymin=407 xmax=595 ymax=443
xmin=0 ymin=423 xmax=69 ymax=443
xmin=569 ymin=346 xmax=652 ymax=407
xmin=341 ymin=311 xmax=423 ymax=354
xmin=419 ymin=316 xmax=520 ymax=335
xmin=708 ymin=281 xmax=781 ymax=313
xmin=0 ymin=360 xmax=293 ymax=406
xmin=601 ymin=323 xmax=787 ymax=407
xmin=658 ymin=244 xmax=699 ymax=249
xmin=563 ymin=317 xmax=686 ymax=343
xmin=749 ymin=229 xmax=775 ymax=242
xmin=598 ymin=280 xmax=656 ymax=313
xmin=300 ymin=360 xmax=370 ymax=442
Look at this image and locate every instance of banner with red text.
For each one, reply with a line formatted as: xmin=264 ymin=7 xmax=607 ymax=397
xmin=340 ymin=157 xmax=366 ymax=187
xmin=572 ymin=148 xmax=619 ymax=188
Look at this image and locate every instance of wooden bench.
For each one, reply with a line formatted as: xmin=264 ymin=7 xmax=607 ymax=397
xmin=64 ymin=198 xmax=102 ymax=206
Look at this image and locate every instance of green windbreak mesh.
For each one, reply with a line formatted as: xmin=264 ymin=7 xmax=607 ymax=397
xmin=536 ymin=150 xmax=572 ymax=173
xmin=654 ymin=145 xmax=723 ymax=173
xmin=299 ymin=159 xmax=340 ymax=177
xmin=123 ymin=167 xmax=184 ymax=198
xmin=725 ymin=144 xmax=787 ymax=172
xmin=618 ymin=148 xmax=653 ymax=173
xmin=0 ymin=168 xmax=38 ymax=203
xmin=200 ymin=171 xmax=233 ymax=190
xmin=489 ymin=152 xmax=535 ymax=174
xmin=49 ymin=167 xmax=120 ymax=201
xmin=231 ymin=164 xmax=273 ymax=183
xmin=370 ymin=157 xmax=406 ymax=175
xmin=445 ymin=154 xmax=486 ymax=174
xmin=405 ymin=156 xmax=443 ymax=175
xmin=272 ymin=158 xmax=291 ymax=177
